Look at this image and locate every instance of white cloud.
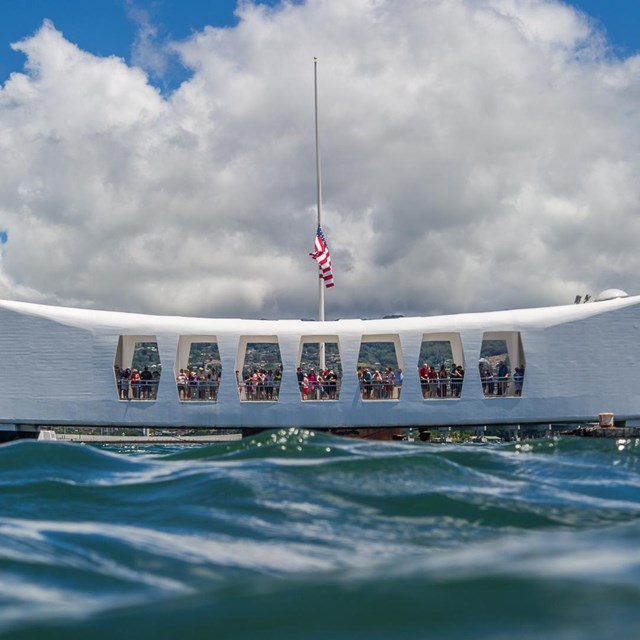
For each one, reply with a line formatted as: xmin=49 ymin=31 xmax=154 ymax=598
xmin=1 ymin=0 xmax=639 ymax=319
xmin=126 ymin=1 xmax=171 ymax=80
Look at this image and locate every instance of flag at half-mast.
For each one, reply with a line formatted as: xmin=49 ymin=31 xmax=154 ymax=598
xmin=310 ymin=225 xmax=335 ymax=288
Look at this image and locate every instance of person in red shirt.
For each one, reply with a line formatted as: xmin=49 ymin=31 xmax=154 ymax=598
xmin=419 ymin=363 xmax=430 ymax=398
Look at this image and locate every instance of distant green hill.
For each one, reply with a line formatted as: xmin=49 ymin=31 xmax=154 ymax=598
xmin=357 ymin=342 xmax=398 ymax=369
xmin=131 ymin=342 xmax=161 ymax=371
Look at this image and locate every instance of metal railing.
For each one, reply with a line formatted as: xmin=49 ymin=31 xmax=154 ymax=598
xmin=117 ymin=380 xmax=159 ymax=401
xmin=419 ymin=378 xmax=464 ymax=399
xmin=481 ymin=377 xmax=524 ymax=397
xmin=238 ymin=381 xmax=282 ymax=401
xmin=177 ymin=381 xmax=219 ymax=402
xmin=115 ymin=374 xmax=524 ymax=402
xmin=300 ymin=379 xmax=342 ymax=400
xmin=359 ymin=380 xmax=402 ymax=400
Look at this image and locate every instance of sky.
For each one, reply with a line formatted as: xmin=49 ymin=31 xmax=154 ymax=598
xmin=0 ymin=0 xmax=639 ymax=320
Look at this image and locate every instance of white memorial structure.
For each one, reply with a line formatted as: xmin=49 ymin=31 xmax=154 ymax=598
xmin=0 ymin=289 xmax=637 ymax=439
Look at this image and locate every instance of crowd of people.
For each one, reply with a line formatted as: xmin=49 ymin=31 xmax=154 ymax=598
xmin=115 ymin=365 xmax=160 ymax=400
xmin=115 ymin=365 xmax=222 ymax=401
xmin=114 ymin=360 xmax=525 ymax=402
xmin=176 ymin=368 xmax=221 ymax=401
xmin=297 ymin=367 xmax=341 ymax=400
xmin=480 ymin=362 xmax=525 ymax=396
xmin=357 ymin=367 xmax=403 ymax=400
xmin=237 ymin=369 xmax=283 ymax=401
xmin=418 ymin=363 xmax=464 ymax=399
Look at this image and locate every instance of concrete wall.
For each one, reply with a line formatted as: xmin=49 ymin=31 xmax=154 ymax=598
xmin=0 ymin=297 xmax=638 ymax=428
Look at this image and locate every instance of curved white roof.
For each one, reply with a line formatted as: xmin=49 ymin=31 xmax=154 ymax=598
xmin=0 ymin=294 xmax=637 ymax=334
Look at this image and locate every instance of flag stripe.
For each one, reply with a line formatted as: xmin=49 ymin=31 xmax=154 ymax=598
xmin=310 ymin=225 xmax=334 ymax=288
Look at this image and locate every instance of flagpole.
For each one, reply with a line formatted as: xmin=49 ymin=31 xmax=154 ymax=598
xmin=314 ymin=57 xmax=326 ymax=370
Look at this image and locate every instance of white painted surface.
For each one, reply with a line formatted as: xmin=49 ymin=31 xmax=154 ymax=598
xmin=0 ymin=296 xmax=639 ymax=428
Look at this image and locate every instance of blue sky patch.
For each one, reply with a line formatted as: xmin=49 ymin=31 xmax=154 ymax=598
xmin=0 ymin=1 xmax=634 ymax=93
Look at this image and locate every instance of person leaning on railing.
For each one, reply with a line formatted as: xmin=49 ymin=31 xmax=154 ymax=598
xmin=139 ymin=367 xmax=153 ymax=399
xmin=176 ymin=370 xmax=187 ymax=399
xmin=513 ymin=366 xmax=524 ymax=396
xmin=497 ymin=361 xmax=509 ymax=396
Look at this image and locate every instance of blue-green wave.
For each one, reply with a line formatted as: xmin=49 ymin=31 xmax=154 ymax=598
xmin=1 ymin=432 xmax=640 ymax=639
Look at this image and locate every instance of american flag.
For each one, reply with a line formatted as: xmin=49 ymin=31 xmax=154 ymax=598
xmin=310 ymin=225 xmax=335 ymax=288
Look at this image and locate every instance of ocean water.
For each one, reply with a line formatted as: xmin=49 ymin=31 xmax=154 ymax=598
xmin=1 ymin=431 xmax=640 ymax=639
